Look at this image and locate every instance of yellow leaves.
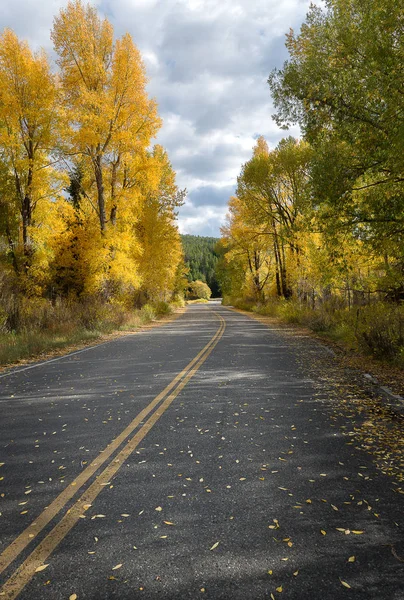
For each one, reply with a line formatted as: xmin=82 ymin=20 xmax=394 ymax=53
xmin=336 ymin=528 xmax=364 ymax=535
xmin=340 ymin=580 xmax=351 ymax=589
xmin=163 ymin=521 xmax=174 ymax=526
xmin=348 ymin=556 xmax=355 ymax=562
xmin=210 ymin=542 xmax=220 ymax=551
xmin=276 ymin=586 xmax=283 ymax=592
xmin=112 ymin=564 xmax=122 ymax=570
xmin=320 ymin=530 xmax=327 ymax=535
xmin=155 ymin=506 xmax=162 ymax=512
xmin=268 ymin=519 xmax=280 ymax=530
xmin=35 ymin=564 xmax=49 ymax=572
xmin=69 ymin=595 xmax=78 ymax=600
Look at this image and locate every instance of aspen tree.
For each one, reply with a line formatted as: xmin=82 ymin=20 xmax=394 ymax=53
xmin=51 ymin=0 xmax=161 ymax=234
xmin=0 ymin=29 xmax=59 ymax=275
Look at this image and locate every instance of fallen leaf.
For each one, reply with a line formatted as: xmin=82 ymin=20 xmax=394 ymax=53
xmin=35 ymin=564 xmax=49 ymax=573
xmin=348 ymin=556 xmax=355 ymax=563
xmin=276 ymin=585 xmax=283 ymax=592
xmin=293 ymin=570 xmax=299 ymax=576
xmin=340 ymin=580 xmax=351 ymax=589
xmin=210 ymin=541 xmax=220 ymax=551
xmin=163 ymin=521 xmax=174 ymax=525
xmin=321 ymin=530 xmax=327 ymax=536
xmin=112 ymin=564 xmax=122 ymax=570
xmin=69 ymin=595 xmax=77 ymax=600
xmin=155 ymin=506 xmax=162 ymax=512
xmin=351 ymin=530 xmax=364 ymax=535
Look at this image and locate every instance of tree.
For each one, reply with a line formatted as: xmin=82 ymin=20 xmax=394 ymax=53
xmin=235 ymin=137 xmax=310 ymax=298
xmin=51 ymin=0 xmax=161 ymax=234
xmin=188 ymin=280 xmax=212 ymax=300
xmin=268 ymin=0 xmax=404 ymax=264
xmin=135 ymin=146 xmax=185 ymax=302
xmin=0 ymin=29 xmax=61 ymax=279
xmin=220 ymin=196 xmax=272 ymax=302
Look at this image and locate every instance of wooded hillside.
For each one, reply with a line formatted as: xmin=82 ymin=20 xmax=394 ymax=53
xmin=181 ymin=235 xmax=221 ymax=297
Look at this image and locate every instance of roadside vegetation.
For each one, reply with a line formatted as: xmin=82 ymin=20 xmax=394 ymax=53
xmin=0 ymin=1 xmax=188 ymax=367
xmin=218 ymin=0 xmax=404 ymax=366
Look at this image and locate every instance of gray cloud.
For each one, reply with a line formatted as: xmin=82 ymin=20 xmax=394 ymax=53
xmin=187 ymin=184 xmax=235 ymax=208
xmin=1 ymin=0 xmax=312 ymax=236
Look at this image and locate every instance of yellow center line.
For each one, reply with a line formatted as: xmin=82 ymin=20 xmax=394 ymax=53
xmin=0 ymin=312 xmax=225 ymax=583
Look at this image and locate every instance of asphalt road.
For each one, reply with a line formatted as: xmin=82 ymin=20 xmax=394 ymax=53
xmin=0 ymin=304 xmax=403 ymax=599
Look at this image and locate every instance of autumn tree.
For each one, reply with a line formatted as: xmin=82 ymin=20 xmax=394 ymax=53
xmin=135 ymin=145 xmax=185 ymax=302
xmin=0 ymin=29 xmax=61 ymax=282
xmin=235 ymin=136 xmax=310 ymax=298
xmin=220 ymin=196 xmax=272 ymax=302
xmin=51 ymin=0 xmax=161 ymax=235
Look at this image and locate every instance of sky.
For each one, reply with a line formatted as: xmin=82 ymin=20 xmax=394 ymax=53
xmin=0 ymin=0 xmax=313 ymax=237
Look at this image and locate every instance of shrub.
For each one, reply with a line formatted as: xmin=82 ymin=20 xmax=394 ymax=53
xmin=140 ymin=303 xmax=156 ymax=322
xmin=153 ymin=301 xmax=173 ymax=316
xmin=188 ymin=280 xmax=212 ymax=300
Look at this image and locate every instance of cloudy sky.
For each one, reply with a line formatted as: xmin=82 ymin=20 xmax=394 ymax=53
xmin=0 ymin=0 xmax=312 ymax=237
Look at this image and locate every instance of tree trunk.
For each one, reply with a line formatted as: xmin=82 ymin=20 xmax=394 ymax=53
xmin=94 ymin=153 xmax=107 ymax=233
xmin=110 ymin=156 xmax=120 ymax=226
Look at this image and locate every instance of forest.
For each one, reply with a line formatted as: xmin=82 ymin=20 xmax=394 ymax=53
xmin=0 ymin=1 xmax=186 ymax=364
xmin=218 ymin=0 xmax=404 ymax=364
xmin=181 ymin=234 xmax=221 ymax=297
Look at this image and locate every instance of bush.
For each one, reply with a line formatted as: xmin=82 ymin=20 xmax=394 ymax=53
xmin=188 ymin=280 xmax=212 ymax=300
xmin=355 ymin=303 xmax=404 ymax=360
xmin=140 ymin=303 xmax=156 ymax=322
xmin=153 ymin=301 xmax=173 ymax=316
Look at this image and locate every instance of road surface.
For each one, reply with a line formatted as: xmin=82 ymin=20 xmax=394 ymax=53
xmin=0 ymin=304 xmax=403 ymax=599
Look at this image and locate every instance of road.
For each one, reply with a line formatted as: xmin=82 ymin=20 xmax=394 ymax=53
xmin=0 ymin=304 xmax=403 ymax=599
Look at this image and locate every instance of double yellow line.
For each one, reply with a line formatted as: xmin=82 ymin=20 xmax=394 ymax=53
xmin=0 ymin=312 xmax=226 ymax=599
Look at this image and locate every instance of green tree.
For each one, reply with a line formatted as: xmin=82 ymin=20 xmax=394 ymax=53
xmin=268 ymin=0 xmax=404 ymax=297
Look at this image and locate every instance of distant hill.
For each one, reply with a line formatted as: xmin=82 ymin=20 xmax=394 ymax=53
xmin=181 ymin=234 xmax=221 ymax=297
